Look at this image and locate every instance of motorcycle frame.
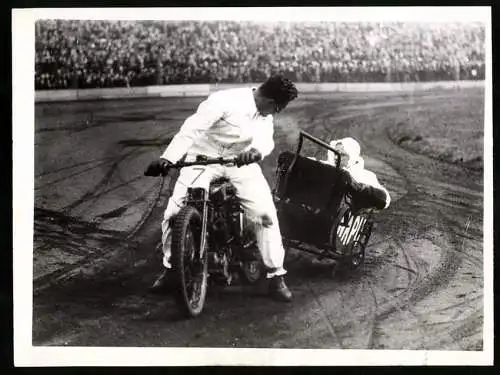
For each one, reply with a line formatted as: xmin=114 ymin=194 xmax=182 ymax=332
xmin=185 ymin=183 xmax=245 ymax=263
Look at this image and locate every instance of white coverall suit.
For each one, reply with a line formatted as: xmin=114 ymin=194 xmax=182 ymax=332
xmin=308 ymin=137 xmax=391 ymax=209
xmin=326 ymin=138 xmax=391 ymax=209
xmin=160 ymin=87 xmax=286 ymax=278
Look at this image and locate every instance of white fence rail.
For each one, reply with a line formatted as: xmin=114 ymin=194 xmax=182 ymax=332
xmin=35 ymin=80 xmax=485 ymax=103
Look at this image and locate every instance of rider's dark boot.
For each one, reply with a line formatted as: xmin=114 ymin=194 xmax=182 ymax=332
xmin=269 ymin=275 xmax=293 ymax=302
xmin=149 ymin=268 xmax=173 ymax=294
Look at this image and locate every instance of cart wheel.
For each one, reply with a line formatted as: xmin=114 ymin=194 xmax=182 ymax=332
xmin=336 ymin=234 xmax=368 ymax=278
xmin=349 ymin=220 xmax=373 ymax=272
xmin=347 ymin=240 xmax=366 ymax=272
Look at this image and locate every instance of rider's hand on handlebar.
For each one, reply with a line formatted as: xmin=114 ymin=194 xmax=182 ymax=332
xmin=235 ymin=148 xmax=262 ymax=167
xmin=144 ymin=158 xmax=172 ymax=177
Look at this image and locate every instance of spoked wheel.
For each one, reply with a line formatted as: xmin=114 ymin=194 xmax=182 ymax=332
xmin=171 ymin=205 xmax=208 ymax=318
xmin=349 ymin=220 xmax=373 ymax=272
xmin=345 ymin=240 xmax=366 ymax=272
xmin=335 ymin=241 xmax=365 ymax=279
xmin=337 ymin=221 xmax=372 ymax=275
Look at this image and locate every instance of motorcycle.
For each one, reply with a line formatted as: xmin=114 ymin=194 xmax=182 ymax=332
xmin=159 ymin=156 xmax=264 ymax=318
xmin=148 ymin=131 xmax=377 ymax=318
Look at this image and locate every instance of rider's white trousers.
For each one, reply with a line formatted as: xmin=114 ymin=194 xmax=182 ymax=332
xmin=161 ymin=162 xmax=286 ymax=278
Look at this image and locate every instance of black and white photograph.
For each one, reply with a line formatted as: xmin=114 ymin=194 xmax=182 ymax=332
xmin=13 ymin=7 xmax=493 ymax=366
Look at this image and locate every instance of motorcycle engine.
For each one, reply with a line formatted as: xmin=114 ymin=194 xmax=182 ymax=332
xmin=210 ymin=178 xmax=241 ymax=242
xmin=208 ymin=178 xmax=241 ymax=285
xmin=207 ymin=178 xmax=262 ymax=284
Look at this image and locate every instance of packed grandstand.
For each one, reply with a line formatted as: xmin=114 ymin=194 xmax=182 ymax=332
xmin=35 ymin=20 xmax=485 ymax=90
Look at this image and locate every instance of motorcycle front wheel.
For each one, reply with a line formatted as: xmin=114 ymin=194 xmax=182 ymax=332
xmin=171 ymin=205 xmax=208 ymax=318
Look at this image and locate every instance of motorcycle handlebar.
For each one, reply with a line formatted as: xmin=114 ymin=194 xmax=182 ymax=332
xmin=166 ymin=156 xmax=239 ymax=169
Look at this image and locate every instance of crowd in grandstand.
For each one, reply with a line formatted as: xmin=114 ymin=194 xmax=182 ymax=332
xmin=35 ymin=20 xmax=485 ymax=89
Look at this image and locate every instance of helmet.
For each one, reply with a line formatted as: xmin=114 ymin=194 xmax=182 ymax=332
xmin=327 ymin=137 xmax=361 ymax=168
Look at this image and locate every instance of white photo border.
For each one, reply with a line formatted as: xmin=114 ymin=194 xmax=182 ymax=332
xmin=13 ymin=6 xmax=494 ymax=366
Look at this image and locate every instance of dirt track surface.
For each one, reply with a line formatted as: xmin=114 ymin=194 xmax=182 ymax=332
xmin=33 ymin=89 xmax=484 ymax=350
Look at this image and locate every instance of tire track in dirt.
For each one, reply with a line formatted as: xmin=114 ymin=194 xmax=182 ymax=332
xmin=32 ymin=92 xmax=484 ymax=350
xmin=362 ymin=151 xmax=468 ymax=335
xmin=302 ymin=100 xmax=430 ymax=349
xmin=35 ymin=148 xmax=138 ymax=190
xmin=305 ymin=280 xmax=345 ymax=349
xmin=288 ymin=90 xmax=483 ymax=349
xmin=33 ymin=121 xmax=180 ymax=297
xmin=365 ymin=236 xmax=433 ymax=349
xmin=353 ymin=96 xmax=482 ymax=349
xmin=62 ymin=149 xmax=144 ymax=212
xmin=33 ymin=173 xmax=165 ymax=293
xmin=33 ymin=112 xmax=173 ymax=294
xmin=35 ymin=154 xmax=124 ymax=179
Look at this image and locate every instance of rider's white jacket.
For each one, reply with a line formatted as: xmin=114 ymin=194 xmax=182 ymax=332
xmin=159 ymin=87 xmax=287 ymax=274
xmin=161 ymin=87 xmax=274 ymax=163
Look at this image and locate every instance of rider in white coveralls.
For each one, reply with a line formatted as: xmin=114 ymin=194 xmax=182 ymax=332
xmin=144 ymin=75 xmax=298 ymax=302
xmin=321 ymin=137 xmax=391 ymax=210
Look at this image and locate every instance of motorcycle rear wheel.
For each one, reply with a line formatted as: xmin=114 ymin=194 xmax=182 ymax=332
xmin=239 ymin=260 xmax=264 ymax=285
xmin=171 ymin=205 xmax=208 ymax=318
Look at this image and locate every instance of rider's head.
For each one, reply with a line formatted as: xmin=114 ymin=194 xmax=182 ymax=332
xmin=254 ymin=74 xmax=298 ymax=116
xmin=328 ymin=137 xmax=361 ymax=169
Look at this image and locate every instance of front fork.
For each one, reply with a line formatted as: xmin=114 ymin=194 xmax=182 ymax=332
xmin=199 ymin=199 xmax=209 ymax=260
xmin=186 ymin=187 xmax=210 ymax=261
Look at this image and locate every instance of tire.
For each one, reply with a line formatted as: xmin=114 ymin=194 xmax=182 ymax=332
xmin=335 ymin=242 xmax=365 ymax=280
xmin=329 ymin=203 xmax=352 ymax=252
xmin=337 ymin=221 xmax=372 ymax=275
xmin=171 ymin=205 xmax=208 ymax=318
xmin=344 ymin=240 xmax=366 ymax=272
